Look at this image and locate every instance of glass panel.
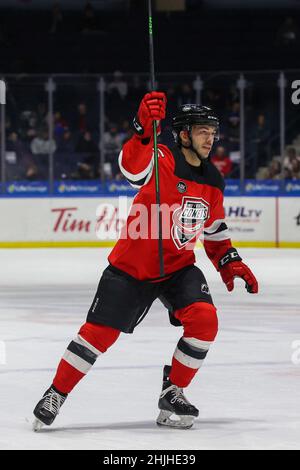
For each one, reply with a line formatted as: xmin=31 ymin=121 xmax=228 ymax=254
xmin=2 ymin=71 xmax=298 ymax=194
xmin=244 ymin=72 xmax=280 ymax=180
xmin=202 ymin=72 xmax=240 ymax=180
xmin=53 ymin=75 xmax=100 ymax=186
xmin=5 ymin=75 xmax=50 ymax=193
xmin=157 ymin=73 xmax=199 ymax=148
xmin=103 ymin=72 xmax=148 ymax=183
xmin=103 ymin=72 xmax=200 ymax=186
xmin=285 ymin=71 xmax=300 ymax=185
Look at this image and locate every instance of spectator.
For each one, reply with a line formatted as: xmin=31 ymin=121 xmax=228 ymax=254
xmin=6 ymin=131 xmax=39 ymax=181
xmin=267 ymin=159 xmax=282 ymax=180
xmin=54 ymin=111 xmax=69 ymax=138
xmin=283 ymin=167 xmax=292 ymax=179
xmin=25 ymin=165 xmax=39 ymax=180
xmin=211 ymin=145 xmax=233 ymax=178
xmin=18 ymin=110 xmax=37 ymax=143
xmin=55 ymin=128 xmax=75 ymax=179
xmin=56 ymin=128 xmax=75 ymax=153
xmin=4 ymin=115 xmax=13 ymax=137
xmin=107 ymin=72 xmax=129 ymax=122
xmin=290 ymin=158 xmax=300 ymax=179
xmin=119 ymin=120 xmax=133 ymax=143
xmin=6 ymin=131 xmax=23 ymax=179
xmin=74 ymin=102 xmax=91 ymax=134
xmin=36 ymin=103 xmax=47 ymax=130
xmin=29 ymin=128 xmax=56 ymax=178
xmin=31 ymin=128 xmax=57 ymax=155
xmin=6 ymin=131 xmax=23 ymax=160
xmin=76 ymin=130 xmax=98 ymax=155
xmin=103 ymin=124 xmax=123 ymax=178
xmin=249 ymin=113 xmax=270 ymax=175
xmin=283 ymin=146 xmax=300 ymax=172
xmin=75 ymin=130 xmax=98 ymax=179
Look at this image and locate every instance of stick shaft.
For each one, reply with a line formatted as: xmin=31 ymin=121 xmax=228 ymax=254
xmin=148 ymin=0 xmax=164 ymax=277
xmin=148 ymin=3 xmax=155 ymax=89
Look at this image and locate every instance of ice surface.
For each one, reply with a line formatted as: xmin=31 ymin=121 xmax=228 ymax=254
xmin=0 ymin=247 xmax=299 ymax=450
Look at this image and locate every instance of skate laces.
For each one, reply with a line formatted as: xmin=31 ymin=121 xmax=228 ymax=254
xmin=43 ymin=388 xmax=65 ymax=416
xmin=161 ymin=384 xmax=190 ymax=406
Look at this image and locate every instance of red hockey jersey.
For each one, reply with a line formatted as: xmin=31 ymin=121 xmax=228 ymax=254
xmin=108 ymin=135 xmax=233 ymax=280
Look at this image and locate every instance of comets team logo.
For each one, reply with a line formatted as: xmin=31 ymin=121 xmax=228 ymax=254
xmin=171 ymin=196 xmax=210 ymax=249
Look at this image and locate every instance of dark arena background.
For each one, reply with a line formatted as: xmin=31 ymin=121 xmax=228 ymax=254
xmin=0 ymin=0 xmax=300 ymax=452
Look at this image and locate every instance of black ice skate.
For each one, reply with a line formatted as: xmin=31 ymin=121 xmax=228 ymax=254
xmin=157 ymin=365 xmax=199 ymax=429
xmin=33 ymin=386 xmax=67 ymax=431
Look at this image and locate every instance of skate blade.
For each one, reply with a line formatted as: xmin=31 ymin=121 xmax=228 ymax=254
xmin=32 ymin=418 xmax=44 ymax=432
xmin=156 ymin=410 xmax=195 ymax=429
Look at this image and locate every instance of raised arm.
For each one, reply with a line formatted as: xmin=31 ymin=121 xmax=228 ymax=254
xmin=119 ymin=91 xmax=166 ymax=189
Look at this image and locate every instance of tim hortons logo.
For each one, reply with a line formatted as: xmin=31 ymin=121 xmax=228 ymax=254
xmin=51 ymin=206 xmax=125 ymax=239
xmin=171 ymin=197 xmax=210 ymax=249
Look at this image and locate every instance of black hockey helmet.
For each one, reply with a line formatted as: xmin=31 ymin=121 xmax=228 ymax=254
xmin=172 ymin=104 xmax=220 ymax=146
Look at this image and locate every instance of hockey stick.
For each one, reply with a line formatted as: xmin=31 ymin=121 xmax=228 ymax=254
xmin=148 ymin=0 xmax=165 ymax=277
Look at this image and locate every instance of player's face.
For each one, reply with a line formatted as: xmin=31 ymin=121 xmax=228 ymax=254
xmin=191 ymin=125 xmax=217 ymax=159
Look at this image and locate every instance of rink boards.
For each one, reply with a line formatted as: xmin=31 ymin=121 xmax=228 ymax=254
xmin=0 ymin=196 xmax=299 ymax=248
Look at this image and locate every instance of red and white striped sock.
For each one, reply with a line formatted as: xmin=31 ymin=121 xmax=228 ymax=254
xmin=52 ymin=322 xmax=120 ymax=394
xmin=169 ymin=337 xmax=212 ymax=388
xmin=169 ymin=302 xmax=218 ymax=388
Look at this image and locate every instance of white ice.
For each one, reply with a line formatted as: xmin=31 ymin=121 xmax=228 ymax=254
xmin=0 ymin=247 xmax=300 ymax=450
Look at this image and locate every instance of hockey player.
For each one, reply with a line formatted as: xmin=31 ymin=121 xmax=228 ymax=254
xmin=33 ymin=92 xmax=258 ymax=430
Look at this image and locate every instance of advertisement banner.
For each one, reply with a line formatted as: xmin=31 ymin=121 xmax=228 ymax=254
xmin=5 ymin=181 xmax=49 ymax=196
xmin=0 ymin=196 xmax=280 ymax=246
xmin=278 ymin=198 xmax=300 ymax=244
xmin=54 ymin=181 xmax=102 ymax=196
xmin=224 ymin=180 xmax=241 ymax=196
xmin=0 ymin=197 xmax=134 ymax=243
xmin=243 ymin=180 xmax=281 ymax=196
xmin=225 ymin=197 xmax=276 ymax=243
xmin=1 ymin=179 xmax=300 ymax=198
xmin=285 ymin=181 xmax=300 ymax=196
